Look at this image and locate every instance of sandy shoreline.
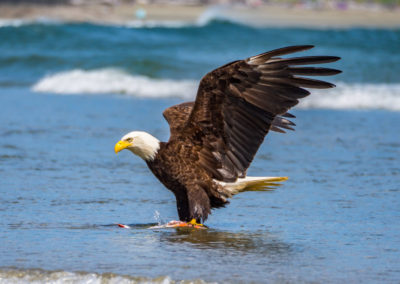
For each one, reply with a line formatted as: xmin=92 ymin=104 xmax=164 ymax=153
xmin=0 ymin=3 xmax=399 ymax=28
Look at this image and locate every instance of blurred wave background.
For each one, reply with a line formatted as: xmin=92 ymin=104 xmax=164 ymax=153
xmin=0 ymin=0 xmax=399 ymax=283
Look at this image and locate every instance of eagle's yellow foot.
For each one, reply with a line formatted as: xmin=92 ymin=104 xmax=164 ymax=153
xmin=164 ymin=219 xmax=207 ymax=229
xmin=188 ymin=219 xmax=206 ymax=228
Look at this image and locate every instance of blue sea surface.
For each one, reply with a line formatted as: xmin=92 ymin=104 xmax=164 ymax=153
xmin=0 ymin=19 xmax=400 ymax=283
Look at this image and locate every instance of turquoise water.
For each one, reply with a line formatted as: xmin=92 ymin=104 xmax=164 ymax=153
xmin=0 ymin=19 xmax=400 ymax=283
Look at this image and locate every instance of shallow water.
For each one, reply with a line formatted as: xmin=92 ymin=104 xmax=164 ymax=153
xmin=1 ymin=87 xmax=399 ymax=283
xmin=1 ymin=19 xmax=400 ymax=283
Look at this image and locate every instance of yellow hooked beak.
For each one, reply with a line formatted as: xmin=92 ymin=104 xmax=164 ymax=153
xmin=114 ymin=140 xmax=132 ymax=154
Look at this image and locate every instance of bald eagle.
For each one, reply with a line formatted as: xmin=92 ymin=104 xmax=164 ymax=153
xmin=115 ymin=45 xmax=341 ymax=226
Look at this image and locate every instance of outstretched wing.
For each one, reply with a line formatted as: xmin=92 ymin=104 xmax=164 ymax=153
xmin=163 ymin=102 xmax=295 ymax=139
xmin=178 ymin=45 xmax=341 ymax=182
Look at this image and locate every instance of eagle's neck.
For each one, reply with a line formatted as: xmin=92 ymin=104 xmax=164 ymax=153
xmin=128 ymin=133 xmax=161 ymax=161
xmin=136 ymin=143 xmax=160 ymax=161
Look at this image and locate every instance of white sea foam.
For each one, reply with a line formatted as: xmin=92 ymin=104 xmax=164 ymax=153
xmin=0 ymin=19 xmax=28 ymax=27
xmin=33 ymin=69 xmax=400 ymax=111
xmin=122 ymin=20 xmax=193 ymax=29
xmin=0 ymin=268 xmax=210 ymax=284
xmin=32 ymin=69 xmax=197 ymax=99
xmin=299 ymin=82 xmax=400 ymax=111
xmin=0 ymin=18 xmax=60 ymax=28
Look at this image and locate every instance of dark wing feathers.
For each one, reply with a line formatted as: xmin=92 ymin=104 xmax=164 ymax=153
xmin=164 ymin=45 xmax=340 ymax=182
xmin=163 ymin=102 xmax=194 ymax=138
xmin=164 ymin=104 xmax=296 ymax=136
xmin=287 ymin=67 xmax=342 ymax=76
xmin=271 ymin=116 xmax=296 ymax=133
xmin=247 ymin=45 xmax=314 ymax=64
xmin=265 ymin=56 xmax=340 ymax=66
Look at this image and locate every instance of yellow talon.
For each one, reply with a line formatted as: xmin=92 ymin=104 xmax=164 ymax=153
xmin=189 ymin=219 xmax=204 ymax=227
xmin=165 ymin=219 xmax=207 ymax=229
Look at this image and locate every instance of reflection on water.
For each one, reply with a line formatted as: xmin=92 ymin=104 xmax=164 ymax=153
xmin=159 ymin=228 xmax=293 ymax=256
xmin=101 ymin=223 xmax=297 ymax=281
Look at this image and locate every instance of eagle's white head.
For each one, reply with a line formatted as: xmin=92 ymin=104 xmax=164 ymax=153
xmin=114 ymin=131 xmax=160 ymax=161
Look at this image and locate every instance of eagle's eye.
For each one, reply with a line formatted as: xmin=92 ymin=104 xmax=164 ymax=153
xmin=126 ymin=137 xmax=133 ymax=143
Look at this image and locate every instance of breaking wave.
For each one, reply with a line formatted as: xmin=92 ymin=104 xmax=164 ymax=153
xmin=32 ymin=69 xmax=400 ymax=111
xmin=117 ymin=6 xmax=243 ymax=29
xmin=299 ymin=82 xmax=400 ymax=111
xmin=0 ymin=6 xmax=244 ymax=29
xmin=0 ymin=268 xmax=210 ymax=284
xmin=32 ymin=69 xmax=197 ymax=99
xmin=196 ymin=5 xmax=245 ymax=27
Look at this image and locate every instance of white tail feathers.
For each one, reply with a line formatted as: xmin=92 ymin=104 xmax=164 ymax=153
xmin=216 ymin=176 xmax=288 ymax=197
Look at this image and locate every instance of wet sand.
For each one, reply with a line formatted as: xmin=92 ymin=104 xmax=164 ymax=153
xmin=0 ymin=2 xmax=399 ymax=28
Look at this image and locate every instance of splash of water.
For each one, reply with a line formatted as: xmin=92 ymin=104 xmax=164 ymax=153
xmin=153 ymin=210 xmax=162 ymax=226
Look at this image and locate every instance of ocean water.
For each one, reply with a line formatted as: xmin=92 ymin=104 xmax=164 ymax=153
xmin=0 ymin=16 xmax=400 ymax=283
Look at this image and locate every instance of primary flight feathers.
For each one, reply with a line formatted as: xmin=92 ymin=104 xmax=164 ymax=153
xmin=116 ymin=45 xmax=341 ymax=223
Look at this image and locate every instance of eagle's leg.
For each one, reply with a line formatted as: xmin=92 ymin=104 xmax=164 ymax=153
xmin=186 ymin=184 xmax=211 ymax=224
xmin=174 ymin=184 xmax=210 ymax=228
